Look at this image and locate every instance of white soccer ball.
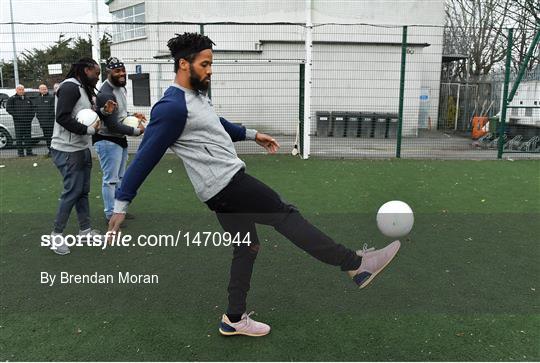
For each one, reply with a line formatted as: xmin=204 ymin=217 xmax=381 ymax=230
xmin=376 ymin=200 xmax=414 ymax=238
xmin=122 ymin=115 xmax=141 ymax=128
xmin=76 ymin=109 xmax=99 ymax=126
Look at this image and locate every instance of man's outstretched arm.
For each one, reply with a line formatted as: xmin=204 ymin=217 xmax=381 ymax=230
xmin=219 ymin=116 xmax=279 ymax=153
xmin=219 ymin=117 xmax=257 ymax=142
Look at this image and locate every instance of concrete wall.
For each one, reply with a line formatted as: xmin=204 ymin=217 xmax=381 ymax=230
xmin=109 ymin=0 xmax=444 ymax=26
xmin=108 ymin=0 xmax=445 ymax=136
xmin=311 ymin=0 xmax=445 ymax=25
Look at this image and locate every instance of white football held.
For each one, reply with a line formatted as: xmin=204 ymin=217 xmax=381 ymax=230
xmin=122 ymin=115 xmax=141 ymax=128
xmin=376 ymin=200 xmax=414 ymax=238
xmin=76 ymin=109 xmax=100 ymax=127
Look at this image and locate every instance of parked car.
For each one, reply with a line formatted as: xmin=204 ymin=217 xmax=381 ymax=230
xmin=0 ymin=89 xmax=45 ymax=150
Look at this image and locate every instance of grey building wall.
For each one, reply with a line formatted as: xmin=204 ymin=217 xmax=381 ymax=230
xmin=108 ymin=0 xmax=445 ymax=137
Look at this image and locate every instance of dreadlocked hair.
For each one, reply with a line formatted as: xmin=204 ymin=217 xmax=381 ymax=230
xmin=65 ymin=57 xmax=99 ymax=103
xmin=167 ymin=32 xmax=215 ymax=73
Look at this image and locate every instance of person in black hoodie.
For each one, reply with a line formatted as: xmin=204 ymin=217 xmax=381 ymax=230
xmin=35 ymin=84 xmax=55 ymax=156
xmin=6 ymin=84 xmax=36 ymax=157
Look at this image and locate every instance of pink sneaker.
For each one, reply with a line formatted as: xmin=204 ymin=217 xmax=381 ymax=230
xmin=348 ymin=240 xmax=401 ymax=289
xmin=219 ymin=312 xmax=271 ymax=337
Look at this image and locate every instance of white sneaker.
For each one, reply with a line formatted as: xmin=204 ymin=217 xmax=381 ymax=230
xmin=78 ymin=228 xmax=102 ymax=243
xmin=219 ymin=312 xmax=271 ymax=337
xmin=50 ymin=232 xmax=70 ymax=255
xmin=348 ymin=240 xmax=401 ymax=289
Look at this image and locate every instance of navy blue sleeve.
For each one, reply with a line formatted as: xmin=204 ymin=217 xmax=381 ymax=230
xmin=115 ymin=98 xmax=187 ymax=202
xmin=219 ymin=117 xmax=246 ymax=142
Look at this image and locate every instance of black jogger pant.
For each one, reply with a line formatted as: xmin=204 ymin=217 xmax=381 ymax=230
xmin=206 ymin=169 xmax=362 ymax=315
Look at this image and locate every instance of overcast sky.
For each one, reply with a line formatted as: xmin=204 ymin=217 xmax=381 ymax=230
xmin=1 ymin=0 xmax=112 ymax=62
xmin=1 ymin=0 xmax=112 ymax=24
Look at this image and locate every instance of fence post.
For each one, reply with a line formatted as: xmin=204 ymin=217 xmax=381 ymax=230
xmin=91 ymin=0 xmax=101 ymax=88
xmin=299 ymin=63 xmax=305 ymax=156
xmin=396 ymin=25 xmax=407 ymax=158
xmin=199 ymin=24 xmax=212 ymax=99
xmin=497 ymin=28 xmax=513 ymax=159
xmin=507 ymin=29 xmax=540 ymax=103
xmin=8 ymin=0 xmax=19 ymax=86
xmin=302 ymin=0 xmax=312 ymax=159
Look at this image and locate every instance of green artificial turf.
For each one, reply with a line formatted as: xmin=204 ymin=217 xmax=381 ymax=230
xmin=1 ymin=155 xmax=539 ymax=361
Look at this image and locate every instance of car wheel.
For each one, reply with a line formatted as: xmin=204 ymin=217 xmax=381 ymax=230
xmin=0 ymin=128 xmax=13 ymax=149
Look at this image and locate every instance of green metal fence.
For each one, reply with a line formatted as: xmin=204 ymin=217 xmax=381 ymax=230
xmin=498 ymin=28 xmax=540 ymax=159
xmin=0 ymin=22 xmax=538 ymax=159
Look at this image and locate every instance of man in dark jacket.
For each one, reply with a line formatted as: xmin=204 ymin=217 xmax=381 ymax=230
xmin=35 ymin=84 xmax=55 ymax=156
xmin=6 ymin=84 xmax=36 ymax=157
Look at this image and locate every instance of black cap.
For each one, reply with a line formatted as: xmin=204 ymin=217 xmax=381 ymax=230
xmin=106 ymin=57 xmax=125 ymax=70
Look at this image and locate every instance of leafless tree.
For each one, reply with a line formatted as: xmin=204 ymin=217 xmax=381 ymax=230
xmin=444 ymin=0 xmax=539 ymax=80
xmin=504 ymin=0 xmax=540 ymax=72
xmin=444 ymin=0 xmax=511 ymax=80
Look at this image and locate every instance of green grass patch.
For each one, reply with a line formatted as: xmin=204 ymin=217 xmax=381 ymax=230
xmin=1 ymin=155 xmax=539 ymax=361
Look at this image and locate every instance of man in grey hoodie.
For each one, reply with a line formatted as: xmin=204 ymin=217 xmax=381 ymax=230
xmin=94 ymin=57 xmax=145 ymax=223
xmin=108 ymin=33 xmax=401 ymax=336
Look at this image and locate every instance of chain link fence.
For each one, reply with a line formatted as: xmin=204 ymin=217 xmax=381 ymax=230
xmin=0 ymin=22 xmax=538 ymax=159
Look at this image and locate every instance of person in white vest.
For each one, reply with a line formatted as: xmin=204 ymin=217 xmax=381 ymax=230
xmin=49 ymin=58 xmax=115 ymax=255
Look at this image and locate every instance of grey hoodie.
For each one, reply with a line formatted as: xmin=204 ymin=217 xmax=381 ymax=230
xmin=114 ymin=84 xmax=257 ymax=212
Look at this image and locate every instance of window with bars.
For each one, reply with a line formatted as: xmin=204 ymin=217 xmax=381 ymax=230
xmin=112 ymin=3 xmax=146 ymax=43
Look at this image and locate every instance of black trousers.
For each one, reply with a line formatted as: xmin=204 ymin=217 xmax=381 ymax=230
xmin=38 ymin=118 xmax=54 ymax=150
xmin=14 ymin=121 xmax=32 ymax=156
xmin=206 ymin=169 xmax=362 ymax=315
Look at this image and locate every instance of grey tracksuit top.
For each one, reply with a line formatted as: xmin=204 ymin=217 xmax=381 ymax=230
xmin=114 ymin=84 xmax=257 ymax=212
